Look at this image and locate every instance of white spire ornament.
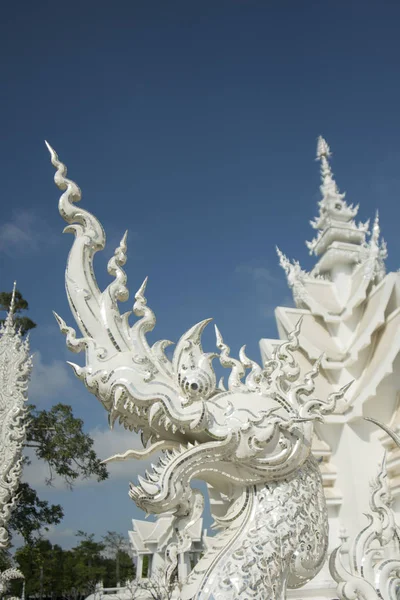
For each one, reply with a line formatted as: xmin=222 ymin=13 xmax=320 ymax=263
xmin=306 ymin=137 xmax=368 ymax=262
xmin=48 ymin=142 xmax=352 ymax=600
xmin=361 ymin=211 xmax=388 ymax=283
xmin=0 ymin=283 xmax=32 ymax=597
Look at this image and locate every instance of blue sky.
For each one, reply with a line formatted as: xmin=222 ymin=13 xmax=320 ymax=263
xmin=1 ymin=1 xmax=400 ymax=550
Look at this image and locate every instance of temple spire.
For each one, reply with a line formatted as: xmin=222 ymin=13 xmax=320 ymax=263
xmin=311 ymin=136 xmax=358 ymax=232
xmin=3 ymin=282 xmax=17 ymax=333
xmin=306 ymin=137 xmax=370 ymax=274
xmin=316 ymin=136 xmax=345 ymax=206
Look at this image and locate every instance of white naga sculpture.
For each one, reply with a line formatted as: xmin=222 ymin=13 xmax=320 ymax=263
xmin=0 ymin=286 xmax=32 ymax=597
xmin=330 ymin=419 xmax=400 ymax=600
xmin=47 ymin=143 xmax=352 ymax=600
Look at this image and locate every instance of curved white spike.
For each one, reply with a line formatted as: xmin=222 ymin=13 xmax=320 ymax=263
xmin=138 ymin=475 xmax=159 ymax=496
xmin=47 ymin=142 xmax=118 ymax=360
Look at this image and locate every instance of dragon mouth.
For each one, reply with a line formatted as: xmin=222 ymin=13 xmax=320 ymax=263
xmin=103 ymin=437 xmax=203 ymax=513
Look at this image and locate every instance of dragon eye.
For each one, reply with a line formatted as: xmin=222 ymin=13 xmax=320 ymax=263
xmin=191 ymin=383 xmax=199 ymax=391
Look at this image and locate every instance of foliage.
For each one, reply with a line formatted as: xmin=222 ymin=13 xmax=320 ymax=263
xmin=26 ymin=403 xmax=108 ymax=488
xmin=102 ymin=531 xmax=133 ymax=585
xmin=9 ymin=483 xmax=63 ymax=545
xmin=0 ymin=289 xmax=109 ymax=545
xmin=126 ymin=567 xmax=180 ymax=600
xmin=13 ymin=532 xmax=135 ymax=599
xmin=0 ymin=289 xmax=36 ymax=335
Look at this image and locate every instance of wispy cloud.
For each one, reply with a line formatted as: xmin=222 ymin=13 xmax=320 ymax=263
xmin=29 ymin=351 xmax=72 ymax=404
xmin=235 ymin=264 xmax=279 ymax=284
xmin=0 ymin=210 xmax=57 ymax=255
xmin=23 ymin=425 xmax=152 ymax=491
xmin=91 ymin=426 xmax=154 ymax=481
xmin=235 ymin=261 xmax=291 ymax=318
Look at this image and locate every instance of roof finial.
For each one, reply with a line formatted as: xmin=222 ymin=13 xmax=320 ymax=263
xmin=316 ymin=135 xmax=341 ymax=198
xmin=316 ymin=135 xmax=331 ymax=160
xmin=371 ymin=210 xmax=381 ymax=246
xmin=9 ymin=281 xmax=17 ymax=317
xmin=3 ymin=281 xmax=17 ymax=332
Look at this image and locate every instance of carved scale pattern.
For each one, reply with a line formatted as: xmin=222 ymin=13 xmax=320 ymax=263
xmin=195 ymin=457 xmax=327 ymax=600
xmin=47 ymin=143 xmax=351 ymax=600
xmin=0 ymin=289 xmax=31 ymax=549
xmin=0 ymin=288 xmax=31 ymax=596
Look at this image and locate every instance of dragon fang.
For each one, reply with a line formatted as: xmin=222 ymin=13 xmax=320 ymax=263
xmin=47 ymin=143 xmax=351 ymax=600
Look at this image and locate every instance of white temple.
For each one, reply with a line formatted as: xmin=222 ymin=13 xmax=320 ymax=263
xmin=49 ymin=137 xmax=400 ymax=600
xmin=261 ymin=136 xmax=400 ymax=599
xmin=129 ymin=513 xmax=206 ymax=583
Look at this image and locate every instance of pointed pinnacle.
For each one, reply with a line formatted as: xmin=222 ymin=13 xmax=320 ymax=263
xmin=294 ymin=316 xmax=303 ymax=335
xmin=10 ymin=281 xmax=17 ymax=313
xmin=121 ymin=230 xmax=128 ymax=248
xmin=53 ymin=311 xmax=65 ymax=330
xmin=364 ymin=417 xmax=400 ymax=450
xmin=135 ymin=276 xmax=148 ymax=300
xmin=4 ymin=282 xmax=17 ymax=328
xmin=340 ymin=380 xmax=353 ymax=395
xmin=214 ymin=325 xmax=224 ymax=348
xmin=66 ymin=361 xmax=82 ymax=378
xmin=316 ymin=136 xmax=331 ymax=160
xmin=44 ymin=139 xmax=55 ymax=154
xmin=45 ymin=140 xmax=59 ymax=164
xmin=314 ymin=353 xmax=325 ymax=370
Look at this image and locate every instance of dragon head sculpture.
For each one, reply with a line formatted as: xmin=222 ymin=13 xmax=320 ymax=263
xmin=48 ymin=143 xmax=350 ymax=599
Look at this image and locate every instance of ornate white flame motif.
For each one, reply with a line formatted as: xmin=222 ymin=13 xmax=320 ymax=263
xmin=48 ymin=143 xmax=351 ymax=600
xmin=0 ymin=285 xmax=31 ymax=593
xmin=330 ymin=419 xmax=400 ymax=600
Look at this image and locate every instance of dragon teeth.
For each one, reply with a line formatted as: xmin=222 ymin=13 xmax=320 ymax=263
xmin=141 ymin=430 xmax=151 ymax=447
xmin=149 ymin=403 xmax=162 ymax=426
xmin=137 ymin=475 xmax=159 ymax=496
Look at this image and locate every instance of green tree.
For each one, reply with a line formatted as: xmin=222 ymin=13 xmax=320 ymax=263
xmin=0 ymin=289 xmax=108 ymax=545
xmin=9 ymin=483 xmax=63 ymax=546
xmin=0 ymin=289 xmax=36 ymax=335
xmin=102 ymin=531 xmax=132 ymax=585
xmin=72 ymin=531 xmax=107 ymax=592
xmin=14 ymin=532 xmax=136 ymax=599
xmin=14 ymin=539 xmax=66 ymax=599
xmin=118 ymin=549 xmax=136 ymax=585
xmin=25 ymin=403 xmax=108 ymax=489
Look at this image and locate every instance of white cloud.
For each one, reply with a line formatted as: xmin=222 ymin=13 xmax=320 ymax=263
xmin=235 ymin=264 xmax=279 ymax=284
xmin=29 ymin=351 xmax=72 ymax=403
xmin=23 ymin=425 xmax=153 ymax=491
xmin=0 ymin=211 xmax=56 ymax=255
xmin=91 ymin=426 xmax=155 ymax=481
xmin=236 ymin=262 xmax=287 ymax=318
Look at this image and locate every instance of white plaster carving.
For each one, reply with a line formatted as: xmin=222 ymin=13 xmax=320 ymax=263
xmin=261 ymin=136 xmax=400 ymax=599
xmin=330 ymin=419 xmax=400 ymax=600
xmin=47 ymin=143 xmax=352 ymax=600
xmin=129 ymin=512 xmax=206 ymax=584
xmin=0 ymin=284 xmax=31 ymax=596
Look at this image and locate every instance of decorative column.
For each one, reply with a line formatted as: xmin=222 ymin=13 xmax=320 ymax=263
xmin=330 ymin=420 xmax=400 ymax=600
xmin=261 ymin=137 xmax=400 ymax=547
xmin=0 ymin=284 xmax=32 ymax=598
